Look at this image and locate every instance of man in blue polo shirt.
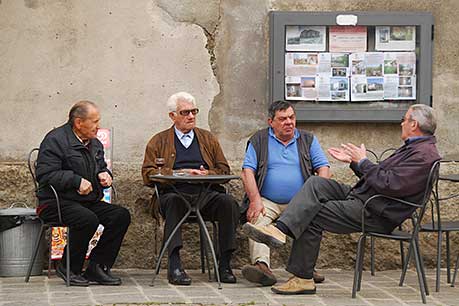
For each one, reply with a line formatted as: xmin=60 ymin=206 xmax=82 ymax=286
xmin=241 ymin=100 xmax=330 ymax=286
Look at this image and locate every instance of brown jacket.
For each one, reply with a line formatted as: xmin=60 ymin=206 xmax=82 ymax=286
xmin=142 ymin=126 xmax=230 ymax=186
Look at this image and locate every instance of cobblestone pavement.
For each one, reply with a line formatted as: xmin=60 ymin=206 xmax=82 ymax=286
xmin=1 ymin=269 xmax=459 ymax=306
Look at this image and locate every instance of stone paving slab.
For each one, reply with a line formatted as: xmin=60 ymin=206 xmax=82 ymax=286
xmin=1 ymin=269 xmax=459 ymax=305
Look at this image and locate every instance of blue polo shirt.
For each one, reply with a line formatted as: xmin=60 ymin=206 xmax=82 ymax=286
xmin=243 ymin=128 xmax=329 ymax=204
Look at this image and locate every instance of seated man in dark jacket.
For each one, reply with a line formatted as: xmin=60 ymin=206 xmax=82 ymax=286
xmin=243 ymin=104 xmax=441 ymax=295
xmin=36 ymin=100 xmax=131 ymax=286
xmin=142 ymin=92 xmax=240 ymax=285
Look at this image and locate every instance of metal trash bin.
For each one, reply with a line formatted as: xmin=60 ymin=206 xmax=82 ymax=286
xmin=0 ymin=203 xmax=45 ymax=277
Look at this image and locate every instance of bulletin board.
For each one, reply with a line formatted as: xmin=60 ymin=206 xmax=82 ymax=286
xmin=269 ymin=11 xmax=434 ymax=122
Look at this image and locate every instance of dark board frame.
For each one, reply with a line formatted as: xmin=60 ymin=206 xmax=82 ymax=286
xmin=269 ymin=11 xmax=434 ymax=122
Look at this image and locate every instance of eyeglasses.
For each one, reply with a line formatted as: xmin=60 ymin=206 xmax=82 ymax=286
xmin=176 ymin=108 xmax=199 ymax=116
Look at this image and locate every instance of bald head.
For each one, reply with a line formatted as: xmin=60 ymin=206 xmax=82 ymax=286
xmin=68 ymin=100 xmax=98 ymax=126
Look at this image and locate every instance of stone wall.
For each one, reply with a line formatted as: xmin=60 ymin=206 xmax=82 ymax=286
xmin=1 ymin=0 xmax=459 ymax=270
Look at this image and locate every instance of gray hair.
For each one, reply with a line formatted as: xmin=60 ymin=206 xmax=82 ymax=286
xmin=68 ymin=100 xmax=98 ymax=126
xmin=166 ymin=92 xmax=197 ymax=112
xmin=409 ymin=104 xmax=437 ymax=135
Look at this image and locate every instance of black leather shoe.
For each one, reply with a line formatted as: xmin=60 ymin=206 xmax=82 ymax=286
xmin=84 ymin=262 xmax=121 ymax=286
xmin=102 ymin=266 xmax=121 ymax=283
xmin=219 ymin=268 xmax=237 ymax=283
xmin=56 ymin=263 xmax=89 ymax=287
xmin=168 ymin=268 xmax=192 ymax=285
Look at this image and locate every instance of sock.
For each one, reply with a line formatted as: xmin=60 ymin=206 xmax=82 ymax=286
xmin=275 ymin=220 xmax=294 ymax=238
xmin=168 ymin=247 xmax=181 ymax=270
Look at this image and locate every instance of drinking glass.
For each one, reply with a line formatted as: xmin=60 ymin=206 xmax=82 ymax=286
xmin=155 ymin=157 xmax=165 ymax=175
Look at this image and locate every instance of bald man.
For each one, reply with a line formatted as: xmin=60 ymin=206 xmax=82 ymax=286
xmin=36 ymin=101 xmax=131 ymax=286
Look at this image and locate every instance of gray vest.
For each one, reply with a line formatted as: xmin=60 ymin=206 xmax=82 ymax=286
xmin=240 ymin=128 xmax=314 ymax=220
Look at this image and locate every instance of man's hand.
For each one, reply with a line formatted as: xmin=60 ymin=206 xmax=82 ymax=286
xmin=328 ymin=147 xmax=352 ymax=163
xmin=341 ymin=143 xmax=367 ymax=163
xmin=246 ymin=199 xmax=265 ymax=223
xmin=188 ymin=165 xmax=208 ymax=176
xmin=98 ymin=171 xmax=112 ymax=187
xmin=78 ymin=178 xmax=93 ymax=195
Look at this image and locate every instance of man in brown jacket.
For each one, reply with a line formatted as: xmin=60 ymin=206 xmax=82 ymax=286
xmin=142 ymin=92 xmax=239 ymax=285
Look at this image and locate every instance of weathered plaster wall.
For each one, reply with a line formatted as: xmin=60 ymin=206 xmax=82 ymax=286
xmin=1 ymin=0 xmax=459 ymax=271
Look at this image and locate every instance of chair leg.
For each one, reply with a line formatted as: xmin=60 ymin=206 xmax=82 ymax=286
xmin=446 ymin=231 xmax=451 ymax=283
xmin=370 ymin=237 xmax=375 ymax=276
xmin=352 ymin=235 xmax=365 ymax=298
xmin=400 ymin=240 xmax=405 ymax=270
xmin=199 ymin=227 xmax=206 ymax=274
xmin=435 ymin=231 xmax=443 ymax=292
xmin=412 ymin=241 xmax=427 ymax=304
xmin=450 ymin=252 xmax=459 ymax=287
xmin=48 ymin=227 xmax=53 ymax=279
xmin=415 ymin=238 xmax=429 ymax=296
xmin=65 ymin=228 xmax=70 ymax=287
xmin=357 ymin=236 xmax=366 ymax=292
xmin=400 ymin=240 xmax=413 ymax=287
xmin=25 ymin=224 xmax=46 ymax=282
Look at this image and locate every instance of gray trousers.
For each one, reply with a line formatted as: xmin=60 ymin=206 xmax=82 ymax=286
xmin=278 ymin=176 xmax=393 ymax=279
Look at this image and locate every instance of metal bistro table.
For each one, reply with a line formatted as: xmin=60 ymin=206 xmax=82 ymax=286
xmin=149 ymin=174 xmax=239 ymax=289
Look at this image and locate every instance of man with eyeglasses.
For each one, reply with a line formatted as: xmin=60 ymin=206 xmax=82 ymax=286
xmin=142 ymin=92 xmax=239 ymax=285
xmin=242 ymin=104 xmax=441 ymax=295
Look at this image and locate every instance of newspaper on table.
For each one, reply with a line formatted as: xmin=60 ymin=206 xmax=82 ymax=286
xmin=329 ymin=26 xmax=367 ymax=52
xmin=51 ymin=128 xmax=112 ymax=260
xmin=375 ymin=26 xmax=416 ymax=51
xmin=285 ymin=26 xmax=326 ymax=51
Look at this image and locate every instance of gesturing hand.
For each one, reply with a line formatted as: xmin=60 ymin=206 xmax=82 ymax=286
xmin=328 ymin=147 xmax=352 ymax=163
xmin=341 ymin=143 xmax=367 ymax=163
xmin=98 ymin=171 xmax=112 ymax=187
xmin=78 ymin=178 xmax=93 ymax=195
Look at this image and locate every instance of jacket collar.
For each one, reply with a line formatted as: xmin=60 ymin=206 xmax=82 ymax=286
xmin=63 ymin=123 xmax=96 ymax=149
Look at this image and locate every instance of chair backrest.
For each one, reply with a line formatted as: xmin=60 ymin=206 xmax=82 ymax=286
xmin=365 ymin=149 xmax=379 ymax=163
xmin=412 ymin=160 xmax=441 ymax=233
xmin=378 ymin=148 xmax=397 ymax=162
xmin=427 ymin=159 xmax=459 ymax=229
xmin=27 ymin=148 xmax=40 ymax=193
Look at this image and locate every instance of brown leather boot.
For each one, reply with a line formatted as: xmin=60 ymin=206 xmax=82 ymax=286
xmin=242 ymin=262 xmax=277 ymax=286
xmin=313 ymin=270 xmax=325 ymax=283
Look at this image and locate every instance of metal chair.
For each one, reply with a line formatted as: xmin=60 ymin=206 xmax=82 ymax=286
xmin=352 ymin=160 xmax=440 ymax=304
xmin=24 ymin=148 xmax=71 ymax=286
xmin=150 ymin=184 xmax=219 ymax=281
xmin=419 ymin=157 xmax=459 ymax=291
xmin=366 ymin=148 xmax=400 ymax=276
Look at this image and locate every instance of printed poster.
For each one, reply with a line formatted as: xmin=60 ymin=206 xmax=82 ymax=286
xmin=329 ymin=26 xmax=367 ymax=52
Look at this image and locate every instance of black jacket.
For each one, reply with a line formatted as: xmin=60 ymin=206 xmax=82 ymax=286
xmin=36 ymin=123 xmax=110 ymax=203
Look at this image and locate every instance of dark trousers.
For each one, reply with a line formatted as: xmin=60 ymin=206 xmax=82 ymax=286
xmin=159 ymin=190 xmax=239 ymax=261
xmin=278 ymin=176 xmax=393 ymax=279
xmin=39 ymin=200 xmax=131 ymax=274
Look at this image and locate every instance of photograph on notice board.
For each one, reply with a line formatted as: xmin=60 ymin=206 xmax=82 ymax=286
xmin=285 ymin=26 xmax=326 ymax=51
xmin=375 ymin=26 xmax=416 ymax=51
